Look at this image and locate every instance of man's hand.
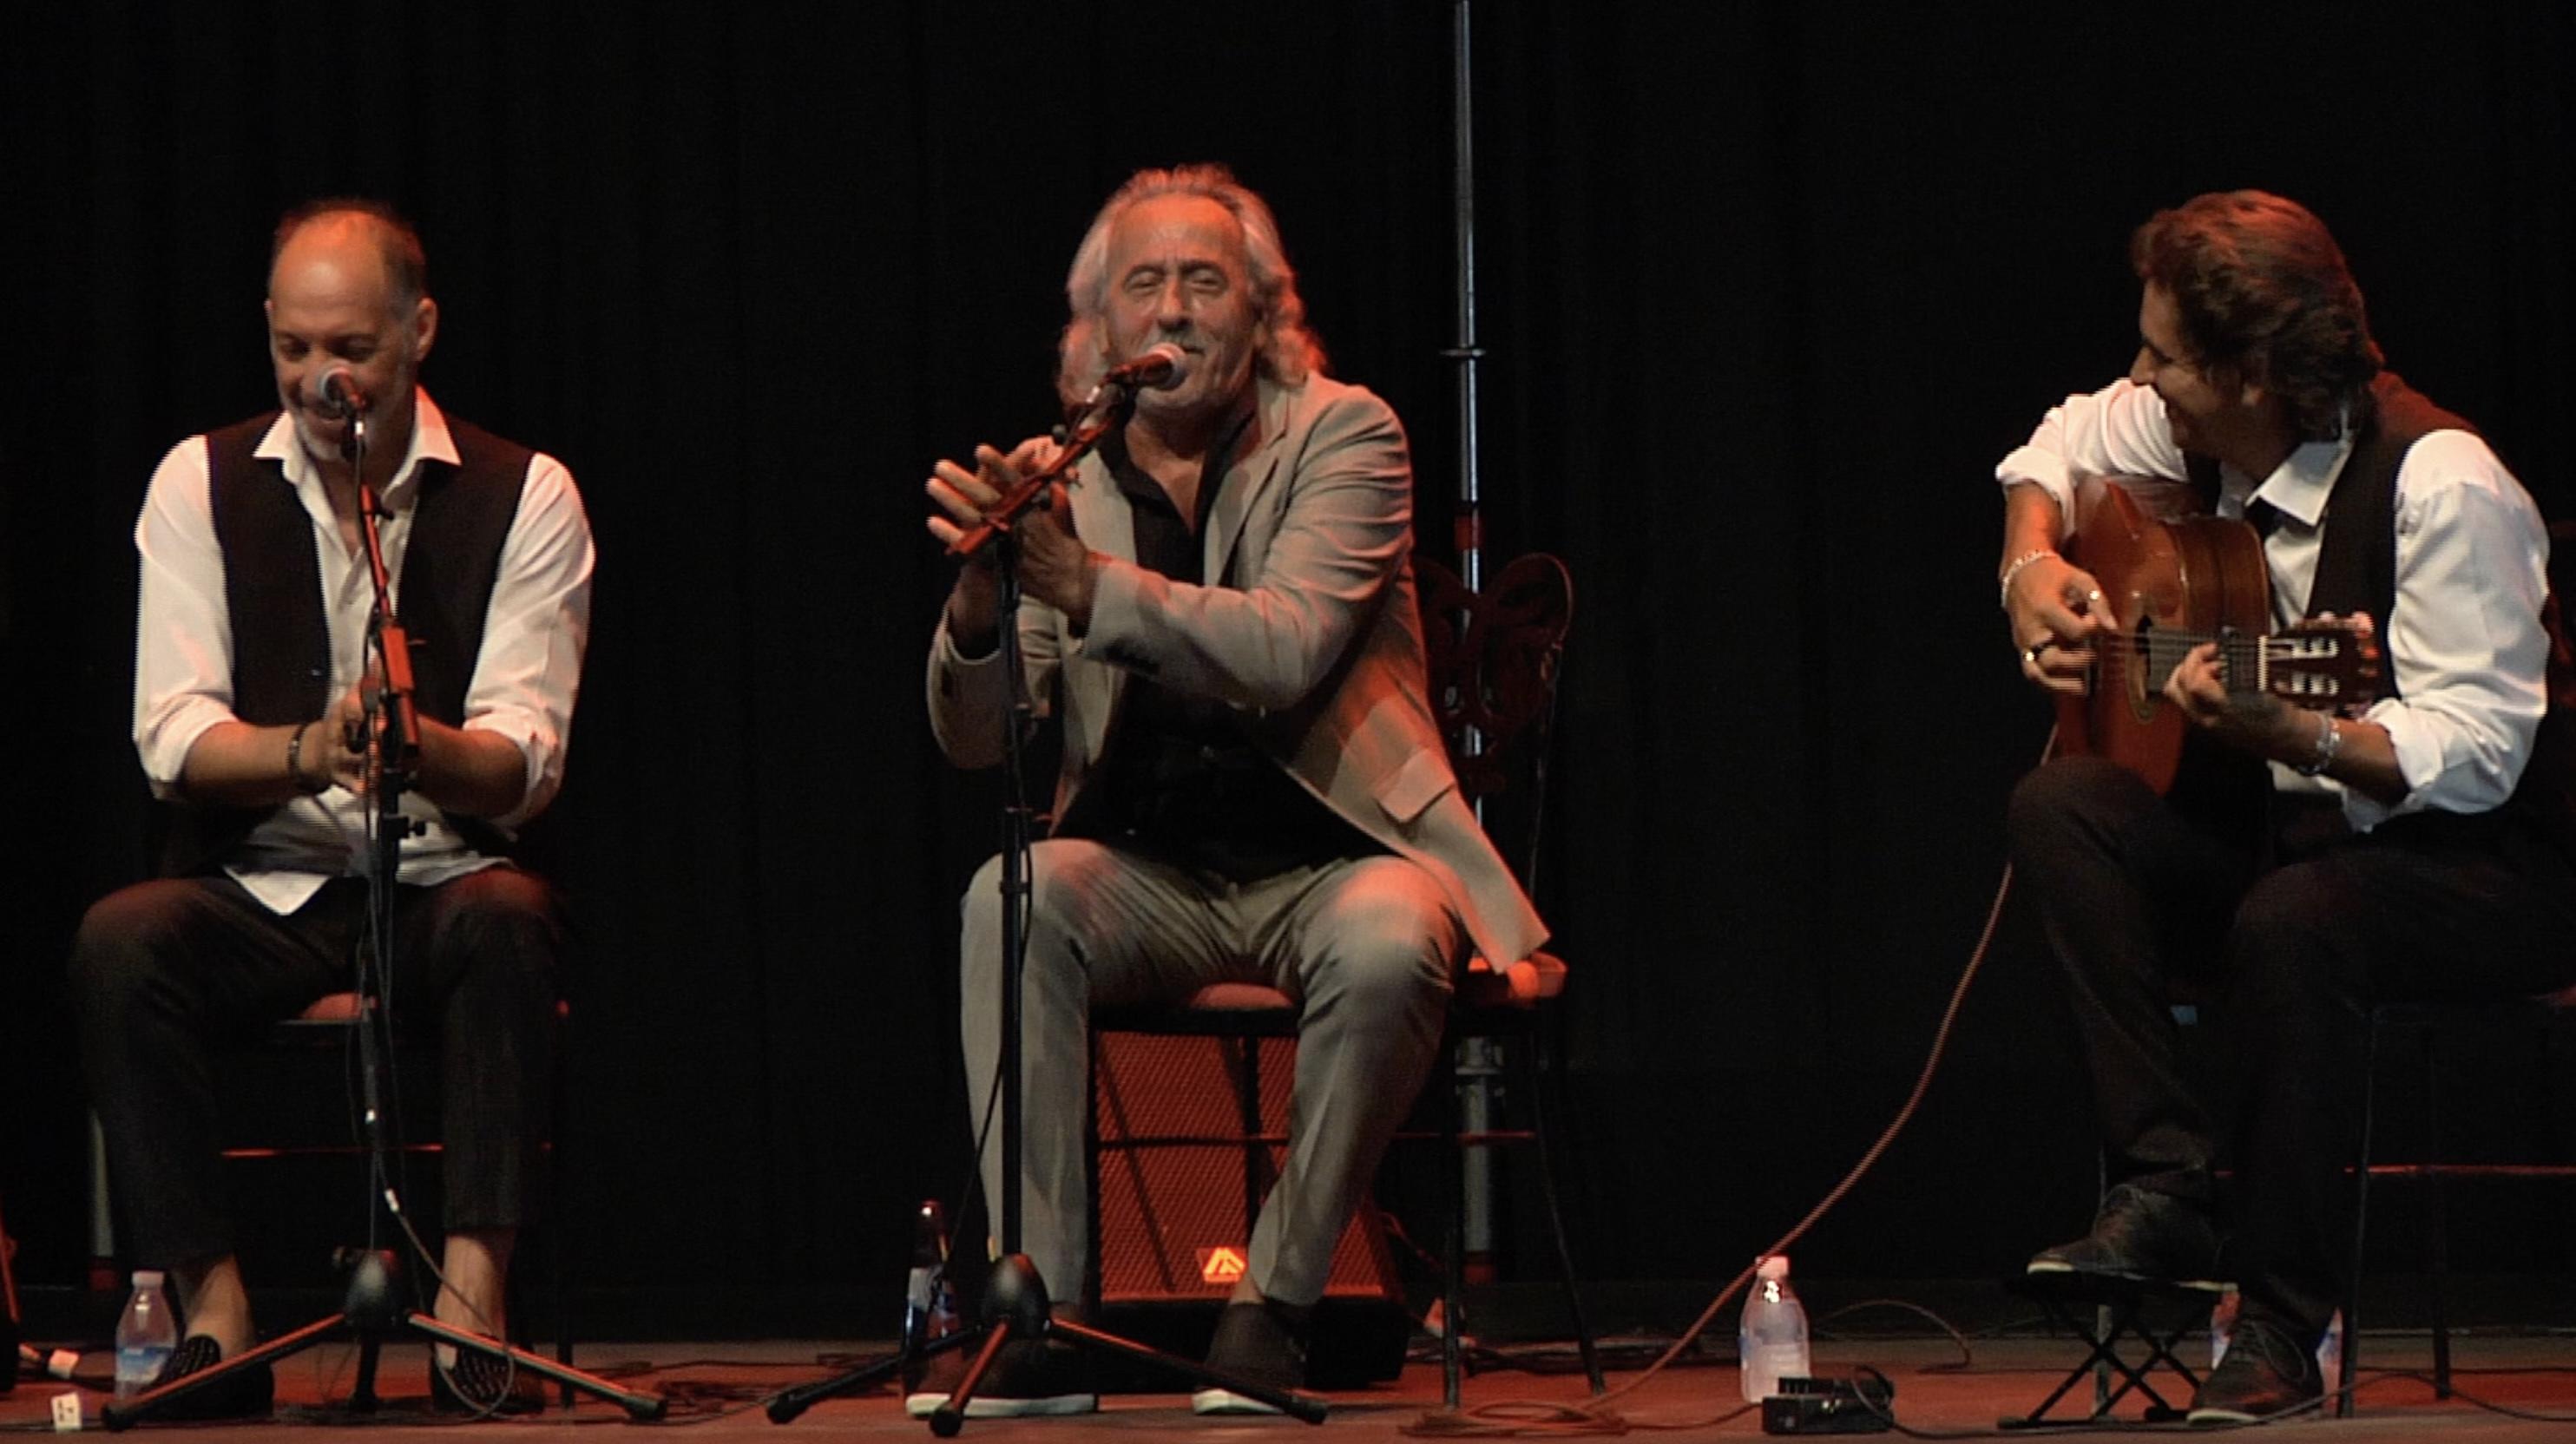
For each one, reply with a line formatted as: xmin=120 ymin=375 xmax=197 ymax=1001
xmin=2162 ymin=639 xmax=2308 ymax=759
xmin=2164 ymin=612 xmax=2373 ymax=767
xmin=2006 ymin=552 xmax=2112 ymax=695
xmin=315 ymin=672 xmax=378 ymax=793
xmin=926 ymin=438 xmax=1094 ymax=645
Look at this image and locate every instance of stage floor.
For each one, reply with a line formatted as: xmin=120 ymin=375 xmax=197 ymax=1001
xmin=7 ymin=1332 xmax=2573 ymax=1439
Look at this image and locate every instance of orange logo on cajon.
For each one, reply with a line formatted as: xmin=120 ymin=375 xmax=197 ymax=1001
xmin=1197 ymin=1246 xmax=1249 ymax=1284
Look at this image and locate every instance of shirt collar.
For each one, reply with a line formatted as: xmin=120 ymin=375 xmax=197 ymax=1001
xmin=2244 ymin=411 xmax=2356 ymax=529
xmin=253 ymin=388 xmax=457 ymax=504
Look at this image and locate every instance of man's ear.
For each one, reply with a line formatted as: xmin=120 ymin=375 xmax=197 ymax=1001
xmin=2224 ymin=355 xmax=2269 ymax=409
xmin=411 ymin=296 xmax=439 ymax=365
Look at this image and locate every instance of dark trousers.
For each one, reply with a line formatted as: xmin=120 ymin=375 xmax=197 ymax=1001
xmin=2008 ymin=755 xmax=2576 ymax=1341
xmin=69 ymin=868 xmax=562 ymax=1268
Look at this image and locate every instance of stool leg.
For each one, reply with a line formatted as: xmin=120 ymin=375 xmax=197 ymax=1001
xmin=2342 ymin=1013 xmax=2387 ymax=1421
xmin=1524 ymin=1022 xmax=1603 ymax=1394
xmin=2422 ymin=1026 xmax=2451 ymax=1399
xmin=1442 ymin=1035 xmax=1465 ymax=1410
xmin=552 ymin=1009 xmax=573 ymax=1409
xmin=1234 ymin=1039 xmax=1265 ymax=1245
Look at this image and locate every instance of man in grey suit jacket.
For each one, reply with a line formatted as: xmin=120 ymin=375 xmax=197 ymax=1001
xmin=923 ymin=164 xmax=1543 ymax=1416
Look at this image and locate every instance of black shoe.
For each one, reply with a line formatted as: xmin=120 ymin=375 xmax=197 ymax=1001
xmin=431 ymin=1349 xmax=549 ymax=1415
xmin=141 ymin=1334 xmax=275 ymax=1421
xmin=2026 ymin=1183 xmax=2228 ymax=1291
xmin=903 ymin=1339 xmax=1095 ymax=1419
xmin=2188 ymin=1314 xmax=2324 ymax=1425
xmin=1192 ymin=1299 xmax=1311 ymax=1416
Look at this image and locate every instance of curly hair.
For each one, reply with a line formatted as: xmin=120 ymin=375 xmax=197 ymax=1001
xmin=1057 ymin=164 xmax=1326 ymax=408
xmin=2130 ymin=190 xmax=2382 ymax=443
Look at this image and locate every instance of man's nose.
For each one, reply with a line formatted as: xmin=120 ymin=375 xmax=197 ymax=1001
xmin=2127 ymin=347 xmax=2155 ymax=388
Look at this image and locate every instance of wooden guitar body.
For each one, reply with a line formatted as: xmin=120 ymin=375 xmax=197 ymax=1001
xmin=2056 ymin=476 xmax=2272 ymax=793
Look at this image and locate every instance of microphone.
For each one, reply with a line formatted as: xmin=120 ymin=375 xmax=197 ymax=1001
xmin=1099 ymin=343 xmax=1187 ymax=392
xmin=313 ymin=367 xmax=372 ymax=418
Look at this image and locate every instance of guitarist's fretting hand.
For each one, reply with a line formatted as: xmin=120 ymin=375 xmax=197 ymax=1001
xmin=2005 ymin=553 xmax=2111 ymax=696
xmin=2164 ymin=612 xmax=2404 ymax=804
xmin=2163 ymin=637 xmax=2307 ymax=758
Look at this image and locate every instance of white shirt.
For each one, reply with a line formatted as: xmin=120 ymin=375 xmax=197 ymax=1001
xmin=1997 ymin=378 xmax=2554 ymax=832
xmin=133 ymin=391 xmax=595 ymax=913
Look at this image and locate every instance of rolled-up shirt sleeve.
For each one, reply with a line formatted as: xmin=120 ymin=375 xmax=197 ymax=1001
xmin=463 ymin=453 xmax=595 ymax=829
xmin=1995 ymin=379 xmax=2190 ymax=532
xmin=2338 ymin=431 xmax=2553 ymax=830
xmin=133 ymin=437 xmax=240 ymax=798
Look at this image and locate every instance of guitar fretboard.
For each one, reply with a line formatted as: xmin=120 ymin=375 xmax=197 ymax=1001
xmin=2095 ymin=627 xmax=2358 ymax=701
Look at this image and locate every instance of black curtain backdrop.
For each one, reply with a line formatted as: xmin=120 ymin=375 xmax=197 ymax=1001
xmin=6 ymin=2 xmax=2571 ymax=1326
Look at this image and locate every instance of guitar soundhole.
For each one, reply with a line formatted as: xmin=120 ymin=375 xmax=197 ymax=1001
xmin=2120 ymin=619 xmax=2160 ymax=723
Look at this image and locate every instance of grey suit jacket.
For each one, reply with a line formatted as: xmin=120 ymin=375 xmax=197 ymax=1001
xmin=928 ymin=372 xmax=1546 ymax=968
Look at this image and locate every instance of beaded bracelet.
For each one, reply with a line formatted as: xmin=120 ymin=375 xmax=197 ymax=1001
xmin=1997 ymin=548 xmax=2058 ymax=610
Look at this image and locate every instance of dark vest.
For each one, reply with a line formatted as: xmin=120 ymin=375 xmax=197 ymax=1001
xmin=161 ymin=411 xmax=532 ymax=875
xmin=2194 ymin=374 xmax=2575 ymax=860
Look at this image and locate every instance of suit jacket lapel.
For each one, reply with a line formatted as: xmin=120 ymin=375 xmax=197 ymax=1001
xmin=1204 ymin=380 xmax=1291 ymax=586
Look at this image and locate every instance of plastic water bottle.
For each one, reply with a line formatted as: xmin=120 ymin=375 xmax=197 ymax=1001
xmin=1738 ymin=1254 xmax=1811 ymax=1403
xmin=2209 ymin=1290 xmax=2239 ymax=1368
xmin=113 ymin=1270 xmax=176 ymax=1400
xmin=898 ymin=1201 xmax=960 ymax=1394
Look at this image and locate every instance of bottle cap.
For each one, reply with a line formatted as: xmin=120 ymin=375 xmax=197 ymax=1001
xmin=131 ymin=1270 xmax=166 ymax=1288
xmin=1756 ymin=1255 xmax=1789 ymax=1280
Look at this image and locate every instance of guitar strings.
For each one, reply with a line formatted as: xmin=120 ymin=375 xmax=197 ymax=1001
xmin=2080 ymin=630 xmax=2340 ymax=691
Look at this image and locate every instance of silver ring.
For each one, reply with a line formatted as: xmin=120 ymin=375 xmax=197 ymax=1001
xmin=2023 ymin=641 xmax=2047 ymax=666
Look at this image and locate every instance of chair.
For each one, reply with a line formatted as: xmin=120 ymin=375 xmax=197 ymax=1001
xmin=2333 ymin=516 xmax=2576 ymax=1414
xmin=1088 ymin=553 xmax=1601 ymax=1408
xmin=2337 ymin=989 xmax=2576 ymax=1416
xmin=88 ymin=989 xmax=577 ymax=1395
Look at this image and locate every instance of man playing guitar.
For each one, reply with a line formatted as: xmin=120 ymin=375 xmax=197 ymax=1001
xmin=1994 ymin=190 xmax=2574 ymax=1423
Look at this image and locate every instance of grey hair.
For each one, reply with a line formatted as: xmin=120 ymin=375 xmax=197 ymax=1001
xmin=1056 ymin=164 xmax=1327 ymax=407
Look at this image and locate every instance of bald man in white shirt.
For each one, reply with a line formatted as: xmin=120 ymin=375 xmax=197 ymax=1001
xmin=69 ymin=199 xmax=593 ymax=1420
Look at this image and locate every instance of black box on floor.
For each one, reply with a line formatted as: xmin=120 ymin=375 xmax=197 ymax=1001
xmin=1761 ymin=1374 xmax=1895 ymax=1434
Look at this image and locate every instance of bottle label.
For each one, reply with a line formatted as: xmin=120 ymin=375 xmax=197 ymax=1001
xmin=114 ymin=1345 xmax=172 ymax=1400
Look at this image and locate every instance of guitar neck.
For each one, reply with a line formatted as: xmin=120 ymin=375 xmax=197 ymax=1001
xmin=2112 ymin=626 xmax=2350 ymax=700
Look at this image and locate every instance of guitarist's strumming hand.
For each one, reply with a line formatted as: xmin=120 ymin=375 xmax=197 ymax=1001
xmin=2005 ymin=552 xmax=2111 ymax=696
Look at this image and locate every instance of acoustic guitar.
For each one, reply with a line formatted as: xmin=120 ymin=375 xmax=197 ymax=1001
xmin=2055 ymin=476 xmax=2383 ymax=793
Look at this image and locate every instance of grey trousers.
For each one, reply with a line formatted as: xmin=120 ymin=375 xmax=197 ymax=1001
xmin=960 ymin=838 xmax=1458 ymax=1308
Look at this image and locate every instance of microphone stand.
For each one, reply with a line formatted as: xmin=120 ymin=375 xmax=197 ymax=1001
xmin=762 ymin=379 xmax=1324 ymax=1434
xmin=106 ymin=407 xmax=663 ymax=1428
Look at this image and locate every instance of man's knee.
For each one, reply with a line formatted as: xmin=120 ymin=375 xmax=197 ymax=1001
xmin=1309 ymin=863 xmax=1457 ymax=1014
xmin=2007 ymin=756 xmax=2138 ymax=859
xmin=424 ymin=869 xmax=564 ymax=979
xmin=438 ymin=865 xmax=558 ymax=920
xmin=2226 ymin=863 xmax=2351 ymax=1000
xmin=67 ymin=881 xmax=205 ymax=1021
xmin=961 ymin=841 xmax=1114 ymax=969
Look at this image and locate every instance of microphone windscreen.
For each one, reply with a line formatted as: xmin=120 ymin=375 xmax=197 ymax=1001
xmin=1137 ymin=343 xmax=1187 ymax=389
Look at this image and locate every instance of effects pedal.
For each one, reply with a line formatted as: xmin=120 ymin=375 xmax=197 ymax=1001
xmin=1760 ymin=1373 xmax=1895 ymax=1434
